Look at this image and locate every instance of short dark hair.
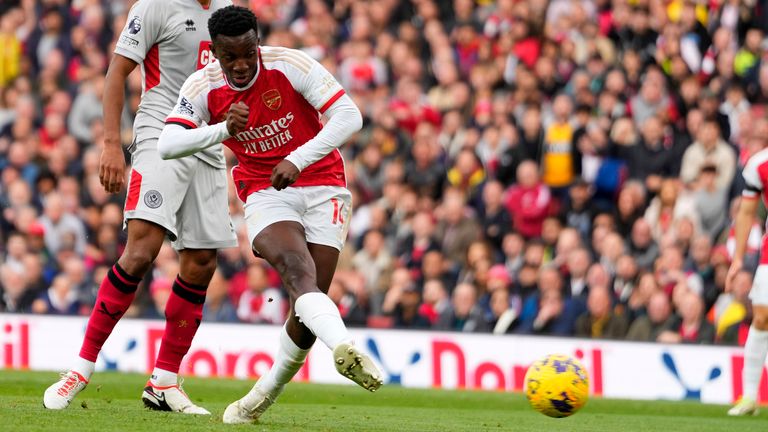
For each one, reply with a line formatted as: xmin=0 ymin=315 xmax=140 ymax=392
xmin=208 ymin=5 xmax=259 ymax=41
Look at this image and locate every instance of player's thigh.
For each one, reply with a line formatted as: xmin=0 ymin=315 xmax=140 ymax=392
xmin=125 ymin=140 xmax=193 ymax=241
xmin=301 ymin=186 xmax=353 ymax=253
xmin=173 ymin=160 xmax=238 ymax=251
xmin=253 ymin=221 xmax=312 ymax=265
xmin=244 ymin=187 xmax=305 ymax=255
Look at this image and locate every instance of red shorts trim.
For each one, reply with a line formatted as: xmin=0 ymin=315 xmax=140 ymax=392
xmin=125 ymin=169 xmax=142 ymax=211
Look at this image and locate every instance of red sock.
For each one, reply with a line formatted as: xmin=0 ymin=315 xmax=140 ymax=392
xmin=79 ymin=263 xmax=141 ymax=362
xmin=155 ymin=276 xmax=206 ymax=373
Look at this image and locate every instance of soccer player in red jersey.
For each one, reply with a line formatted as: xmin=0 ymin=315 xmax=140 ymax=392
xmin=727 ymin=145 xmax=768 ymax=416
xmin=157 ymin=6 xmax=383 ymax=423
xmin=44 ymin=0 xmax=237 ymax=414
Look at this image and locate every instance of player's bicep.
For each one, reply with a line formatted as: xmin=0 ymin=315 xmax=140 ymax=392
xmin=166 ymin=78 xmax=210 ymax=128
xmin=106 ymin=54 xmax=138 ymax=81
xmin=301 ymin=58 xmax=346 ymax=114
xmin=166 ymin=96 xmax=207 ymax=128
xmin=739 ymin=193 xmax=761 ymax=217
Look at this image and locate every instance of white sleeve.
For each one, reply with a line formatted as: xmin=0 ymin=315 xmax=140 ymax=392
xmin=114 ymin=1 xmax=166 ymax=64
xmin=159 ymin=69 xmax=228 ymax=159
xmin=284 ymin=93 xmax=362 ymax=171
xmin=158 ymin=123 xmax=231 ymax=159
xmin=288 ymin=48 xmax=346 ymax=112
xmin=165 ymin=71 xmax=212 ymax=127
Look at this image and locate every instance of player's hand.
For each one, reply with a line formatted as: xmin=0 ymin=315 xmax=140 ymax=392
xmin=271 ymin=159 xmax=300 ymax=191
xmin=99 ymin=144 xmax=126 ymax=194
xmin=226 ymin=101 xmax=249 ymax=136
xmin=725 ymin=258 xmax=743 ymax=293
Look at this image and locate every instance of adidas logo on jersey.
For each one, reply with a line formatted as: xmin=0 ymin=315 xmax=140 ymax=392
xmin=185 ymin=19 xmax=196 ymax=31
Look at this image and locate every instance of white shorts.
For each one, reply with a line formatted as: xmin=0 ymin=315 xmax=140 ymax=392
xmin=125 ymin=139 xmax=238 ymax=251
xmin=243 ymin=185 xmax=352 ymax=251
xmin=751 ymin=265 xmax=768 ymax=305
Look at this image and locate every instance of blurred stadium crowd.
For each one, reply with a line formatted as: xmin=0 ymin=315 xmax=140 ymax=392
xmin=2 ymin=0 xmax=768 ymax=345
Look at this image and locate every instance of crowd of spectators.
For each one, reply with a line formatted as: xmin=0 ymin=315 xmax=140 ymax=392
xmin=2 ymin=0 xmax=768 ymax=346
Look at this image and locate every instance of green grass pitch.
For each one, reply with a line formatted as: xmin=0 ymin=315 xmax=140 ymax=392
xmin=0 ymin=370 xmax=762 ymax=431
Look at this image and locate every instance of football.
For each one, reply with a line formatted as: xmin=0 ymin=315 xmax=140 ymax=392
xmin=524 ymin=353 xmax=590 ymax=418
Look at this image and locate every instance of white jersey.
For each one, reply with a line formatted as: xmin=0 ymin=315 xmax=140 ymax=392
xmin=115 ymin=0 xmax=230 ymax=168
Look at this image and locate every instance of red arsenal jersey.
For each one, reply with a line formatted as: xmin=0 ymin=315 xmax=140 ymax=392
xmin=166 ymin=46 xmax=347 ymax=201
xmin=742 ymin=147 xmax=768 ymax=263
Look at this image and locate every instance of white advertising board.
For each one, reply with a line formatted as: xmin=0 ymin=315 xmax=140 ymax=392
xmin=0 ymin=314 xmax=758 ymax=404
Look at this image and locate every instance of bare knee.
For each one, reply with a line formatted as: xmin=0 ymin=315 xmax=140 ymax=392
xmin=119 ymin=246 xmax=158 ymax=277
xmin=120 ymin=220 xmax=165 ymax=276
xmin=273 ymin=251 xmax=316 ymax=298
xmin=180 ymin=249 xmax=217 ymax=285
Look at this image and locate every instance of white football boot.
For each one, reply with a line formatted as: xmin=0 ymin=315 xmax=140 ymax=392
xmin=222 ymin=382 xmax=279 ymax=424
xmin=333 ymin=343 xmax=384 ymax=392
xmin=43 ymin=371 xmax=89 ymax=409
xmin=141 ymin=379 xmax=211 ymax=415
xmin=727 ymin=397 xmax=758 ymax=416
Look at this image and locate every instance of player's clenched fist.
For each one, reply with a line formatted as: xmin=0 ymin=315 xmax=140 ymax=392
xmin=226 ymin=101 xmax=249 ymax=136
xmin=270 ymin=160 xmax=300 ymax=191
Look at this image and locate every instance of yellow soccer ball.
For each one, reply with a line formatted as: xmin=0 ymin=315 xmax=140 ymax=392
xmin=524 ymin=353 xmax=589 ymax=418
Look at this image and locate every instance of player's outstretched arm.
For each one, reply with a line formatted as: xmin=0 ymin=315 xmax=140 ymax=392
xmin=157 ymin=122 xmax=230 ymax=159
xmin=158 ymin=101 xmax=249 ymax=159
xmin=100 ymin=54 xmax=138 ymax=193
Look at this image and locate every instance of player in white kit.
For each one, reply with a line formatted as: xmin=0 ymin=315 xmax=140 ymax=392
xmin=727 ymin=146 xmax=768 ymax=415
xmin=43 ymin=0 xmax=236 ymax=414
xmin=156 ymin=6 xmax=383 ymax=423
